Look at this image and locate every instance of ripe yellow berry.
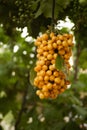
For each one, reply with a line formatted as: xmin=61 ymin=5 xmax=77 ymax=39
xmin=51 ymin=59 xmax=55 ymax=64
xmin=50 ymin=93 xmax=57 ymax=99
xmin=37 ymin=37 xmax=42 ymax=42
xmin=68 ymin=34 xmax=73 ymax=39
xmin=63 ymin=33 xmax=69 ymax=38
xmin=39 ymin=56 xmax=46 ymax=61
xmin=49 ymin=64 xmax=55 ymax=71
xmin=38 ymin=76 xmax=43 ymax=81
xmin=43 ymin=51 xmax=48 ymax=57
xmin=50 ymin=32 xmax=55 ymax=38
xmin=39 ymin=44 xmax=44 ymax=48
xmin=34 ymin=78 xmax=39 ymax=86
xmin=42 ymin=65 xmax=48 ymax=70
xmin=53 ymin=71 xmax=59 ymax=77
xmin=44 ymin=75 xmax=49 ymax=81
xmin=60 ymin=88 xmax=65 ymax=93
xmin=37 ymin=54 xmax=40 ymax=58
xmin=64 ymin=47 xmax=69 ymax=52
xmin=52 ymin=36 xmax=57 ymax=42
xmin=60 ymin=79 xmax=65 ymax=86
xmin=46 ymin=70 xmax=52 ymax=76
xmin=37 ymin=48 xmax=43 ymax=54
xmin=38 ymin=82 xmax=44 ymax=88
xmin=36 ymin=90 xmax=41 ymax=95
xmin=64 ymin=54 xmax=70 ymax=60
xmin=47 ymin=54 xmax=53 ymax=60
xmin=44 ymin=91 xmax=49 ymax=98
xmin=48 ymin=40 xmax=53 ymax=44
xmin=49 ymin=50 xmax=54 ymax=54
xmin=68 ymin=39 xmax=73 ymax=46
xmin=50 ymin=75 xmax=55 ymax=81
xmin=39 ymin=60 xmax=45 ymax=66
xmin=53 ymin=83 xmax=58 ymax=89
xmin=53 ymin=53 xmax=57 ymax=59
xmin=57 ymin=40 xmax=61 ymax=45
xmin=34 ymin=65 xmax=41 ymax=72
xmin=58 ymin=45 xmax=63 ymax=50
xmin=42 ymin=33 xmax=48 ymax=40
xmin=42 ymin=40 xmax=47 ymax=46
xmin=47 ymin=44 xmax=53 ymax=50
xmin=54 ymin=77 xmax=61 ymax=84
xmin=53 ymin=42 xmax=57 ymax=49
xmin=40 ymin=70 xmax=45 ymax=76
xmin=57 ymin=34 xmax=64 ymax=40
xmin=62 ymin=41 xmax=68 ymax=47
xmin=42 ymin=46 xmax=47 ymax=51
xmin=39 ymin=93 xmax=45 ymax=99
xmin=59 ymin=49 xmax=65 ymax=55
xmin=34 ymin=41 xmax=41 ymax=46
xmin=42 ymin=86 xmax=48 ymax=92
xmin=47 ymin=83 xmax=52 ymax=89
xmin=46 ymin=60 xmax=51 ymax=66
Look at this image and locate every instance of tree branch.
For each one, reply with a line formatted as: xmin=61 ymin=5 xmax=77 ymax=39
xmin=15 ymin=74 xmax=30 ymax=130
xmin=74 ymin=35 xmax=81 ymax=82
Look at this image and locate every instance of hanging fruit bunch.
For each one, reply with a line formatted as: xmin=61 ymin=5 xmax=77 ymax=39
xmin=30 ymin=0 xmax=74 ymax=99
xmin=33 ymin=32 xmax=73 ymax=99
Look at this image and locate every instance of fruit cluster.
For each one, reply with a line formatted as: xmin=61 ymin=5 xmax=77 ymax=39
xmin=34 ymin=32 xmax=73 ymax=99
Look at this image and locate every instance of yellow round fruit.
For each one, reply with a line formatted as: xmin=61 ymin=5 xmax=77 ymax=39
xmin=53 ymin=42 xmax=57 ymax=49
xmin=54 ymin=77 xmax=61 ymax=84
xmin=50 ymin=32 xmax=55 ymax=38
xmin=42 ymin=33 xmax=48 ymax=41
xmin=39 ymin=93 xmax=45 ymax=99
xmin=36 ymin=90 xmax=41 ymax=95
xmin=47 ymin=54 xmax=53 ymax=60
xmin=53 ymin=71 xmax=59 ymax=77
xmin=44 ymin=75 xmax=49 ymax=81
xmin=50 ymin=75 xmax=55 ymax=81
xmin=46 ymin=70 xmax=52 ymax=76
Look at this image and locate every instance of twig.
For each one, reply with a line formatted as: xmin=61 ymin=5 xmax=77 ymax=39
xmin=15 ymin=74 xmax=30 ymax=130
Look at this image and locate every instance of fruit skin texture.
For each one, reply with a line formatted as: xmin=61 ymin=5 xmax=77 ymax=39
xmin=34 ymin=32 xmax=73 ymax=99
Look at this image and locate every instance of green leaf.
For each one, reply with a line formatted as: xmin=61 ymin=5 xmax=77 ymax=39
xmin=30 ymin=0 xmax=40 ymax=12
xmin=73 ymin=105 xmax=87 ymax=117
xmin=65 ymin=121 xmax=81 ymax=130
xmin=35 ymin=0 xmax=60 ymax=18
xmin=3 ymin=111 xmax=14 ymax=124
xmin=69 ymin=95 xmax=82 ymax=106
xmin=30 ymin=60 xmax=37 ymax=86
xmin=35 ymin=0 xmax=46 ymax=18
xmin=55 ymin=55 xmax=64 ymax=70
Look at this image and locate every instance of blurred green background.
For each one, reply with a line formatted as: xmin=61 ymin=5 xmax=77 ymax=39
xmin=0 ymin=0 xmax=87 ymax=130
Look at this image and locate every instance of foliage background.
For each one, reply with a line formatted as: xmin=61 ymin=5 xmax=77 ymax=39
xmin=0 ymin=0 xmax=87 ymax=130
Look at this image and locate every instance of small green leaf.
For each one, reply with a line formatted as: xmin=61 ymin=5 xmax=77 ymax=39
xmin=30 ymin=61 xmax=37 ymax=86
xmin=35 ymin=1 xmax=46 ymax=18
xmin=55 ymin=55 xmax=64 ymax=70
xmin=73 ymin=105 xmax=87 ymax=117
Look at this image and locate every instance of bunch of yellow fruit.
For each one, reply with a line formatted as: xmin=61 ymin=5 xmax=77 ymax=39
xmin=34 ymin=32 xmax=73 ymax=99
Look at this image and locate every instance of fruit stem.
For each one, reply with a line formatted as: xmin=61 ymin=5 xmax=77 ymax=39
xmin=51 ymin=0 xmax=55 ymax=32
